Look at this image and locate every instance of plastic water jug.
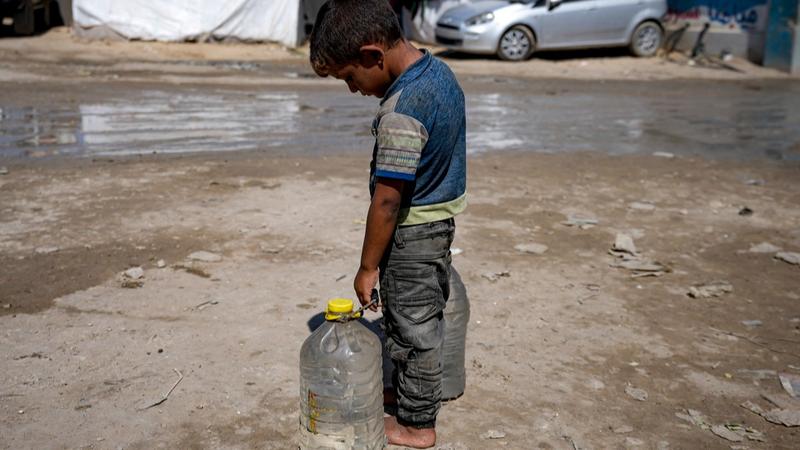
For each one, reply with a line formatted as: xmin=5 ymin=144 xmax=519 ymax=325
xmin=442 ymin=266 xmax=470 ymax=400
xmin=299 ymin=298 xmax=385 ymax=449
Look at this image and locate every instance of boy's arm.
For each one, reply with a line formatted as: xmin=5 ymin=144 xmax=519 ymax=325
xmin=354 ymin=177 xmax=405 ymax=311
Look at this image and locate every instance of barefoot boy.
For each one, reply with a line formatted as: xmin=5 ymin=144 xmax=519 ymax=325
xmin=309 ymin=0 xmax=466 ymax=447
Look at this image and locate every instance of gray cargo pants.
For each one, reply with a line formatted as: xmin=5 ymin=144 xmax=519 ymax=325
xmin=379 ymin=218 xmax=454 ymax=429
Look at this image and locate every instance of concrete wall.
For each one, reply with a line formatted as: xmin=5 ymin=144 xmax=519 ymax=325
xmin=664 ymin=0 xmax=770 ymax=62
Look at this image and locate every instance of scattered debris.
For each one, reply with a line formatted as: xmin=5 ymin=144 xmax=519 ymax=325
xmin=741 ymin=400 xmax=800 ymax=427
xmin=779 ymin=373 xmax=800 ymax=398
xmin=688 ymin=281 xmax=733 ymax=299
xmin=187 ymin=251 xmax=222 ymax=263
xmin=13 ymin=352 xmax=49 ymax=360
xmin=335 ymin=274 xmax=347 ymax=282
xmin=451 ymin=247 xmax=463 ymax=256
xmin=2 ymin=303 xmax=12 ymax=310
xmin=260 ymin=243 xmax=284 ymax=254
xmin=173 ymin=264 xmax=211 ymax=278
xmin=34 ymin=246 xmax=60 ymax=255
xmin=156 ymin=259 xmax=167 ymax=268
xmin=746 ymin=242 xmax=782 ymax=253
xmin=194 ymin=300 xmax=219 ymax=311
xmin=625 ymin=384 xmax=648 ymax=401
xmin=652 ymin=152 xmax=675 ymax=159
xmin=629 ymin=202 xmax=656 ymax=211
xmin=514 ymin=242 xmax=549 ymax=255
xmin=741 ymin=320 xmax=762 ymax=328
xmin=775 ymin=252 xmax=800 ymax=266
xmin=139 ymin=368 xmax=184 ymax=410
xmin=609 ymin=235 xmax=668 ymax=277
xmin=480 ymin=429 xmax=506 ymax=439
xmin=120 ymin=266 xmax=145 ymax=288
xmin=625 ymin=437 xmax=644 ymax=446
xmin=612 ymin=233 xmax=637 ymax=255
xmin=710 ymin=424 xmax=742 ymax=442
xmin=124 ymin=267 xmax=144 ymax=280
xmin=612 ymin=425 xmax=634 ymax=434
xmin=745 ymin=179 xmax=765 ymax=186
xmin=481 ymin=271 xmax=510 ymax=282
xmin=738 ymin=207 xmax=754 ymax=216
xmin=561 ymin=216 xmax=598 ymax=229
xmin=677 ymin=409 xmax=765 ymax=442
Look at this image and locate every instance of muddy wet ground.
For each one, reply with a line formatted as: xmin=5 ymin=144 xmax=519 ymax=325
xmin=2 ymin=31 xmax=800 ymax=450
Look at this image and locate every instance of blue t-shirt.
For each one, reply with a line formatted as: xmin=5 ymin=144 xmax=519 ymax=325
xmin=370 ymin=50 xmax=467 ymax=226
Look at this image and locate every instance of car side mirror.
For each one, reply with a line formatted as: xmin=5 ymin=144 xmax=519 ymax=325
xmin=548 ymin=0 xmax=562 ymax=11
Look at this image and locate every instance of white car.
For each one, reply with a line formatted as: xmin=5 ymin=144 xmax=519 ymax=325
xmin=435 ymin=0 xmax=667 ymax=61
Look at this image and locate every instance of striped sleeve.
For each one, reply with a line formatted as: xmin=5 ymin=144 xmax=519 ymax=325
xmin=374 ymin=112 xmax=429 ymax=181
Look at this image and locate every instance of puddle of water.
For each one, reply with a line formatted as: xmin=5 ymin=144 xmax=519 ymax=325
xmin=1 ymin=83 xmax=799 ymax=161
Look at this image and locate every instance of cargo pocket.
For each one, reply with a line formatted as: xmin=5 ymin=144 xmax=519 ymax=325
xmin=388 ymin=265 xmax=443 ymax=325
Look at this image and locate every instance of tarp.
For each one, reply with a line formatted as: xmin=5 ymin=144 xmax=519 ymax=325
xmin=402 ymin=0 xmax=471 ymax=44
xmin=73 ymin=0 xmax=303 ymax=47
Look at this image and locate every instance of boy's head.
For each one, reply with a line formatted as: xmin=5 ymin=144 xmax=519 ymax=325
xmin=309 ymin=0 xmax=403 ymax=98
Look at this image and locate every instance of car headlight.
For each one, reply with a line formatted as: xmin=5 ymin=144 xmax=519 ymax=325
xmin=465 ymin=12 xmax=494 ymax=26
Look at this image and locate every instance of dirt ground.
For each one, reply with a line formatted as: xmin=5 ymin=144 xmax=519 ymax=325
xmin=2 ymin=28 xmax=800 ymax=450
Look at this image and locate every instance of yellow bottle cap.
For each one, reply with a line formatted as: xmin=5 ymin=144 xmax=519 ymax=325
xmin=325 ymin=298 xmax=360 ymax=321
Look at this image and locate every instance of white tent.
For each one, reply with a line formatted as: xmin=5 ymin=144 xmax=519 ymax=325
xmin=73 ymin=0 xmax=308 ymax=47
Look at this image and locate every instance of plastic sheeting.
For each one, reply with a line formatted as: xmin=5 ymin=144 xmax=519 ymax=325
xmin=73 ymin=0 xmax=303 ymax=47
xmin=402 ymin=0 xmax=471 ymax=44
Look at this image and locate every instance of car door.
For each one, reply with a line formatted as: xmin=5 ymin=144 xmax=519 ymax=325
xmin=588 ymin=0 xmax=643 ymax=44
xmin=535 ymin=0 xmax=601 ymax=49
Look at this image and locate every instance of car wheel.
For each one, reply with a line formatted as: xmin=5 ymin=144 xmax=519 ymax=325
xmin=630 ymin=21 xmax=663 ymax=57
xmin=497 ymin=25 xmax=535 ymax=61
xmin=13 ymin=0 xmax=36 ymax=35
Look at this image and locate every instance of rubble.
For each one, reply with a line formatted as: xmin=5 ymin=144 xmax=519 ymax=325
xmin=775 ymin=252 xmax=800 ymax=266
xmin=187 ymin=251 xmax=223 ymax=262
xmin=687 ymin=281 xmax=733 ymax=299
xmin=514 ymin=242 xmax=548 ymax=255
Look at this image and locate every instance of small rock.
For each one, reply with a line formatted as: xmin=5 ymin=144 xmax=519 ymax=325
xmin=625 ymin=437 xmax=644 ymax=446
xmin=480 ymin=429 xmax=506 ymax=439
xmin=156 ymin=259 xmax=166 ymax=268
xmin=745 ymin=179 xmax=764 ymax=186
xmin=652 ymin=152 xmax=675 ymax=159
xmin=451 ymin=248 xmax=463 ymax=256
xmin=482 ymin=271 xmax=510 ymax=282
xmin=741 ymin=320 xmax=762 ymax=328
xmin=187 ymin=251 xmax=222 ymax=263
xmin=123 ymin=267 xmax=144 ymax=279
xmin=17 ymin=409 xmax=24 ymax=414
xmin=738 ymin=207 xmax=754 ymax=216
xmin=613 ymin=425 xmax=634 ymax=434
xmin=0 ymin=166 xmax=8 ymax=175
xmin=629 ymin=202 xmax=656 ymax=211
xmin=2 ymin=303 xmax=11 ymax=309
xmin=747 ymin=242 xmax=782 ymax=253
xmin=688 ymin=281 xmax=733 ymax=299
xmin=34 ymin=246 xmax=60 ymax=255
xmin=514 ymin=243 xmax=548 ymax=255
xmin=775 ymin=252 xmax=800 ymax=266
xmin=710 ymin=424 xmax=743 ymax=442
xmin=587 ymin=378 xmax=605 ymax=390
xmin=562 ymin=216 xmax=598 ymax=229
xmin=625 ymin=385 xmax=648 ymax=401
xmin=612 ymin=233 xmax=637 ymax=255
xmin=259 ymin=244 xmax=284 ymax=254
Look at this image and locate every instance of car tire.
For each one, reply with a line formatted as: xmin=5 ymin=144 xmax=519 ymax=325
xmin=13 ymin=0 xmax=36 ymax=35
xmin=629 ymin=21 xmax=663 ymax=57
xmin=497 ymin=25 xmax=535 ymax=61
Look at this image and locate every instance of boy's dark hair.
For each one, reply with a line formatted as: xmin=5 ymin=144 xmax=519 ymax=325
xmin=309 ymin=0 xmax=403 ymax=75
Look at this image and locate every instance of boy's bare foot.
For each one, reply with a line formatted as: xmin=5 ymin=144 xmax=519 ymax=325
xmin=384 ymin=416 xmax=436 ymax=449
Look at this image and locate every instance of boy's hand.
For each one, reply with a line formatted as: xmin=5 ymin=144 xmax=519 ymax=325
xmin=354 ymin=266 xmax=380 ymax=311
